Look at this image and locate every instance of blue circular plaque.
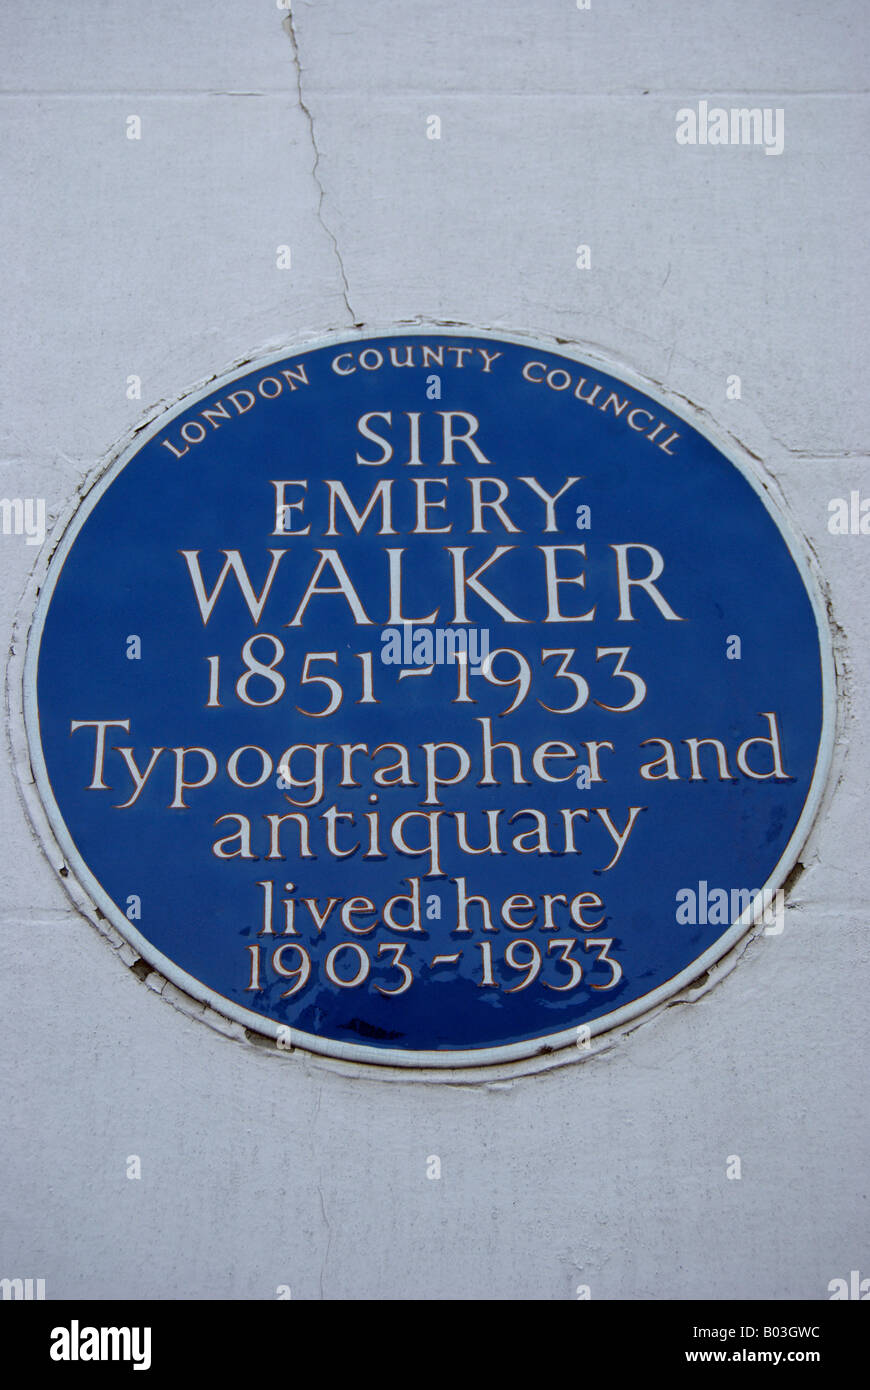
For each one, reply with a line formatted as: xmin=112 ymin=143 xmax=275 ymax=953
xmin=22 ymin=331 xmax=833 ymax=1068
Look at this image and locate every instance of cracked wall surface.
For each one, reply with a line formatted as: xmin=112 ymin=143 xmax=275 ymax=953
xmin=0 ymin=0 xmax=867 ymax=1300
xmin=281 ymin=8 xmax=357 ymax=324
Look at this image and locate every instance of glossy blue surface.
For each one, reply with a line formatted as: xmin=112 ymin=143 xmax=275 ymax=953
xmin=34 ymin=335 xmax=826 ymax=1056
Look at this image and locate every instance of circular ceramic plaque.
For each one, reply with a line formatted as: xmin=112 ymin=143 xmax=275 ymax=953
xmin=23 ymin=331 xmax=833 ymax=1067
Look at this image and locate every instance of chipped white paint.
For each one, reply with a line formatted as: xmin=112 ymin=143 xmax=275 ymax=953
xmin=0 ymin=1 xmax=866 ymax=1300
xmin=11 ymin=325 xmax=839 ymax=1074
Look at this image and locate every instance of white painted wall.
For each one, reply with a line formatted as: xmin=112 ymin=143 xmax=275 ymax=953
xmin=1 ymin=1 xmax=867 ymax=1300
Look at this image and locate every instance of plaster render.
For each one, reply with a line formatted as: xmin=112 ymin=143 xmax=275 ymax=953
xmin=0 ymin=1 xmax=867 ymax=1300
